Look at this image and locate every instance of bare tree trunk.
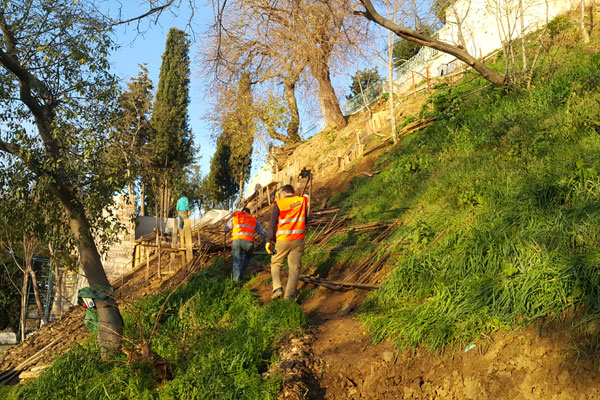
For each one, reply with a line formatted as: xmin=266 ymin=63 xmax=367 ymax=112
xmin=261 ymin=114 xmax=296 ymax=144
xmin=28 ymin=267 xmax=45 ymax=327
xmin=450 ymin=2 xmax=467 ymax=49
xmin=239 ymin=175 xmax=245 ymax=204
xmin=284 ymin=80 xmax=301 ymax=142
xmin=581 ymin=0 xmax=590 ymax=43
xmin=140 ymin=181 xmax=145 ymax=217
xmin=308 ymin=59 xmax=347 ymax=129
xmin=55 ymin=263 xmax=63 ymax=316
xmin=50 ymin=183 xmax=123 ymax=358
xmin=127 ymin=167 xmax=133 ymax=198
xmin=19 ymin=271 xmax=29 ymax=342
xmin=387 ymin=29 xmax=397 ymax=143
xmin=519 ymin=0 xmax=527 ymax=73
xmin=22 ymin=234 xmax=44 ymax=327
xmin=590 ymin=3 xmax=595 ymax=36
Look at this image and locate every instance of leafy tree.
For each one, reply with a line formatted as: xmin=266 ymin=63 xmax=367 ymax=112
xmin=347 ymin=68 xmax=381 ymax=99
xmin=222 ymin=72 xmax=254 ymax=196
xmin=0 ymin=0 xmax=126 ymax=355
xmin=145 ymin=27 xmax=194 ymax=218
xmin=432 ymin=0 xmax=451 ymax=24
xmin=205 ymin=136 xmax=238 ymax=206
xmin=180 ymin=165 xmax=208 ymax=213
xmin=0 ymin=166 xmax=46 ymax=340
xmin=0 ymin=254 xmax=20 ymax=331
xmin=393 ymin=25 xmax=435 ymax=66
xmin=109 ymin=64 xmax=154 ymax=202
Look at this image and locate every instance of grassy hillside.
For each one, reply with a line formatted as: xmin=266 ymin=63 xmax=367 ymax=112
xmin=1 ymin=261 xmax=305 ymax=399
xmin=320 ymin=15 xmax=600 ymax=351
xmin=2 ymin=11 xmax=599 ymax=400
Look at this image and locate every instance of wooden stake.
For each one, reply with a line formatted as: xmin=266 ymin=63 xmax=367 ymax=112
xmin=426 ymin=67 xmax=431 ymax=91
xmin=184 ymin=218 xmax=193 ymax=267
xmin=145 ymin=247 xmax=150 ymax=283
xmin=135 ymin=245 xmax=140 ymax=269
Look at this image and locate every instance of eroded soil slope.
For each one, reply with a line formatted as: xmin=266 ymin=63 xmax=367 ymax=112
xmin=250 ymin=271 xmax=600 ymax=399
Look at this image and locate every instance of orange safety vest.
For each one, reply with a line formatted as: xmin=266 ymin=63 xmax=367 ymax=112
xmin=231 ymin=212 xmax=257 ymax=242
xmin=275 ymin=195 xmax=307 ymax=241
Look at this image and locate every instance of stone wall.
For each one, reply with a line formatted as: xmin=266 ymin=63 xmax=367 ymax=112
xmin=100 ymin=194 xmax=136 ymax=282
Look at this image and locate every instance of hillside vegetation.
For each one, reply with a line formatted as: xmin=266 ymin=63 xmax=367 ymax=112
xmin=1 ymin=262 xmax=305 ymax=399
xmin=320 ymin=15 xmax=600 ymax=351
xmin=2 ymin=12 xmax=600 ymax=400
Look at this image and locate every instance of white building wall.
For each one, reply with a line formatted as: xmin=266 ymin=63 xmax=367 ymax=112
xmin=440 ymin=0 xmax=577 ymax=59
xmin=392 ymin=0 xmax=580 ymax=94
xmin=245 ymin=159 xmax=276 ymax=198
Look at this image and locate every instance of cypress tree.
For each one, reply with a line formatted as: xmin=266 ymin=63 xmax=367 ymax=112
xmin=146 ymin=27 xmax=193 ymax=190
xmin=206 ymin=135 xmax=238 ymax=206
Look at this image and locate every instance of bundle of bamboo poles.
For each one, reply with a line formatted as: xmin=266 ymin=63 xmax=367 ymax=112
xmin=307 ymin=214 xmax=397 ymax=248
xmin=249 ymin=260 xmax=379 ymax=292
xmin=343 ymin=244 xmax=395 ymax=286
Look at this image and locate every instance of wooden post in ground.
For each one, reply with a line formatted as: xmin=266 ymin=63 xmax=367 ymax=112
xmin=426 ymin=67 xmax=431 ymax=91
xmin=171 ymin=223 xmax=179 ymax=272
xmin=356 ymin=131 xmax=364 ymax=157
xmin=135 ymin=244 xmax=141 ymax=269
xmin=309 ymin=176 xmax=313 ymax=209
xmin=156 ymin=228 xmax=161 ymax=278
xmin=184 ymin=218 xmax=193 ymax=268
xmin=345 ymin=153 xmax=351 ymax=168
xmin=145 ymin=246 xmax=150 ymax=282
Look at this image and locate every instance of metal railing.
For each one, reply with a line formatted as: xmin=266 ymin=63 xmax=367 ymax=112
xmin=342 ymin=40 xmax=442 ymax=116
xmin=214 ymin=192 xmax=240 ymax=211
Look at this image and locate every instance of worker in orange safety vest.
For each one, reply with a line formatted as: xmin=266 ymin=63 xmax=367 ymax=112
xmin=265 ymin=184 xmax=309 ymax=300
xmin=224 ymin=207 xmax=267 ymax=281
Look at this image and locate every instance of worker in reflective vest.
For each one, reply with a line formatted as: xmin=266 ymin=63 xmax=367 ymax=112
xmin=224 ymin=207 xmax=267 ymax=281
xmin=266 ymin=184 xmax=308 ymax=300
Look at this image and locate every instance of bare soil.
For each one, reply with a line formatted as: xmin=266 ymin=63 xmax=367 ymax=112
xmin=249 ymin=268 xmax=600 ymax=400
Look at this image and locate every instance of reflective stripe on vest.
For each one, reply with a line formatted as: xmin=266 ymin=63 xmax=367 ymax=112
xmin=275 ymin=195 xmax=307 ymax=241
xmin=232 ymin=212 xmax=256 ymax=242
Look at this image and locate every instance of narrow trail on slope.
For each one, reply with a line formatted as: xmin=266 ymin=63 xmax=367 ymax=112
xmin=249 ymin=264 xmax=600 ymax=400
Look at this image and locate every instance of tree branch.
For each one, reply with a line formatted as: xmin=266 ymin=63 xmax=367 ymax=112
xmin=356 ymin=0 xmax=507 ymax=86
xmin=113 ymin=0 xmax=176 ymax=26
xmin=0 ymin=138 xmax=20 ymax=155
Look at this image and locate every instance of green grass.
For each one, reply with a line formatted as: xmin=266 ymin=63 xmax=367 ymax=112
xmin=6 ymin=262 xmax=305 ymax=399
xmin=322 ymin=17 xmax=600 ymax=351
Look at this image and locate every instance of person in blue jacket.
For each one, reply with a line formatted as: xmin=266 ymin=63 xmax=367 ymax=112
xmin=176 ymin=194 xmax=190 ymax=229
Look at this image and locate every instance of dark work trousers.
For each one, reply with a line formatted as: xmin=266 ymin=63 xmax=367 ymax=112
xmin=231 ymin=239 xmax=254 ymax=281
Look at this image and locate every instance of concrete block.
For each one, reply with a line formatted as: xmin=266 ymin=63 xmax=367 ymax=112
xmin=0 ymin=331 xmax=17 ymax=344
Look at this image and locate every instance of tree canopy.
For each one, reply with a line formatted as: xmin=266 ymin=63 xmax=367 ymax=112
xmin=0 ymin=0 xmax=127 ymax=354
xmin=147 ymin=27 xmax=194 ymax=179
xmin=347 ymin=68 xmax=381 ymax=100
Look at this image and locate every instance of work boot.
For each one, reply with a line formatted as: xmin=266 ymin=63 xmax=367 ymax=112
xmin=271 ymin=288 xmax=283 ymax=300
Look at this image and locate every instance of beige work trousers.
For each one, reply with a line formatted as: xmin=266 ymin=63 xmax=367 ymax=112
xmin=271 ymin=239 xmax=305 ymax=300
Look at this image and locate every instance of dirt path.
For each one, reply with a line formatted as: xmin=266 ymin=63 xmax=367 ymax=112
xmin=250 ymin=270 xmax=600 ymax=399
